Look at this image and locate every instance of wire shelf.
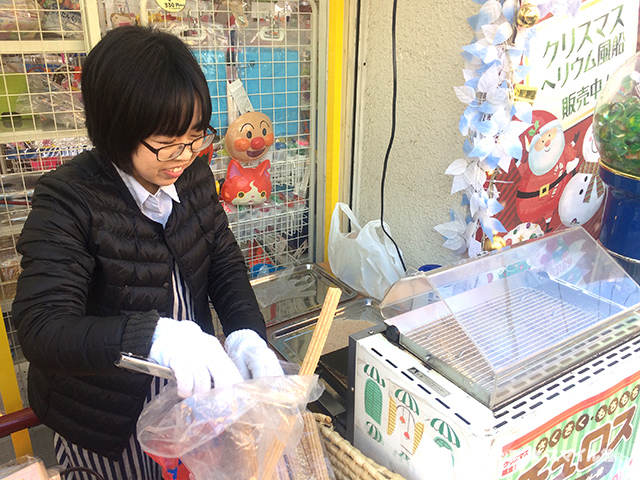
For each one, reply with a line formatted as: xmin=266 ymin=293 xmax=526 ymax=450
xmin=0 ymin=1 xmax=322 ymax=413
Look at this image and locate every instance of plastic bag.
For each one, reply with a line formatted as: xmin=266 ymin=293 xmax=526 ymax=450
xmin=328 ymin=202 xmax=405 ymax=301
xmin=253 ymin=266 xmax=315 ymax=308
xmin=16 ymin=72 xmax=84 ymax=129
xmin=0 ymin=456 xmax=49 ymax=479
xmin=0 ymin=0 xmax=40 ymax=39
xmin=137 ymin=372 xmax=326 ymax=480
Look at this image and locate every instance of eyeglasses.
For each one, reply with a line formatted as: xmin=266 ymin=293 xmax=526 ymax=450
xmin=141 ymin=126 xmax=217 ymax=162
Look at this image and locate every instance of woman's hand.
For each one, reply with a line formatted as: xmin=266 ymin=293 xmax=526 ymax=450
xmin=224 ymin=329 xmax=284 ymax=380
xmin=149 ymin=318 xmax=243 ymax=398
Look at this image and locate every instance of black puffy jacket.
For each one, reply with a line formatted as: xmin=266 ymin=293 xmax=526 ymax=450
xmin=12 ymin=149 xmax=266 ymax=459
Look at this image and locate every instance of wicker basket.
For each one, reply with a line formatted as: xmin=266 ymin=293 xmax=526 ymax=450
xmin=314 ymin=413 xmax=407 ymax=480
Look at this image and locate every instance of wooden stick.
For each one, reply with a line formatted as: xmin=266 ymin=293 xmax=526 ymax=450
xmin=302 ymin=412 xmax=332 ymax=480
xmin=262 ymin=287 xmax=342 ymax=480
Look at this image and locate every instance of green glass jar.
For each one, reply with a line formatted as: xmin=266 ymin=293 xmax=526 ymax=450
xmin=594 ymin=52 xmax=640 ymax=178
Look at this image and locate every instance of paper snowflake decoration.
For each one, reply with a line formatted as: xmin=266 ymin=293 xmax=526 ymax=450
xmin=435 ymin=0 xmax=538 ymax=257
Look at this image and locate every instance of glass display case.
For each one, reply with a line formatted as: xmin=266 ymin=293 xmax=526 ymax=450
xmin=379 ymin=227 xmax=640 ymax=410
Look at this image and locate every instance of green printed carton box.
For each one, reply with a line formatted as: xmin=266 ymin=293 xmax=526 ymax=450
xmin=352 ymin=333 xmax=640 ymax=480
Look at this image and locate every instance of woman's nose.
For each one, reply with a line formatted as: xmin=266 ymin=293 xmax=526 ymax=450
xmin=251 ymin=137 xmax=265 ymax=149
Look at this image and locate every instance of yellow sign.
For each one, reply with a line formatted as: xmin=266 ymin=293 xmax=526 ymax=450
xmin=155 ymin=0 xmax=186 ymax=13
xmin=513 ymin=84 xmax=538 ymax=104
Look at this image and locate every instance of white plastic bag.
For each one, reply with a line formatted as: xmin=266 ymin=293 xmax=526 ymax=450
xmin=328 ymin=202 xmax=405 ymax=301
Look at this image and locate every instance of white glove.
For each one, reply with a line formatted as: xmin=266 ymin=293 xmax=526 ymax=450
xmin=149 ymin=318 xmax=243 ymax=398
xmin=224 ymin=329 xmax=284 ymax=380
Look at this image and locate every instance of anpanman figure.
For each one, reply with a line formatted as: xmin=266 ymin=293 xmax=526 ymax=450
xmin=225 ymin=111 xmax=274 ymax=163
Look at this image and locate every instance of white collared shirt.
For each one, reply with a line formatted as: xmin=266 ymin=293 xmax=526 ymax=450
xmin=114 ymin=165 xmax=180 ymax=227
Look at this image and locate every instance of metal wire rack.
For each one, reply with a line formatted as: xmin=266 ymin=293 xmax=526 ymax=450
xmin=0 ymin=0 xmax=86 ymax=41
xmin=99 ymin=0 xmax=319 ymax=277
xmin=404 ymin=285 xmax=640 ymax=409
xmin=0 ymin=0 xmax=98 ymax=319
xmin=0 ymin=53 xmax=86 ymax=140
xmin=0 ymin=0 xmax=321 ymax=308
xmin=0 ymin=1 xmax=323 ymax=410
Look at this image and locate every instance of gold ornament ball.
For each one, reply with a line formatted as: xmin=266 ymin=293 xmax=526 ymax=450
xmin=484 ymin=235 xmax=506 ymax=252
xmin=517 ymin=3 xmax=540 ymax=28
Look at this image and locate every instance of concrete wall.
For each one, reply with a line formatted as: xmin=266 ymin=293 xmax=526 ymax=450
xmin=351 ymin=0 xmax=478 ymax=270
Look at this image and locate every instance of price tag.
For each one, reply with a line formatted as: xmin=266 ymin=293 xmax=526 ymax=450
xmin=227 ymin=79 xmax=254 ymax=115
xmin=155 ymin=0 xmax=186 ymax=12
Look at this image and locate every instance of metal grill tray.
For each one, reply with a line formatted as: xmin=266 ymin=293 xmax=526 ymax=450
xmin=251 ymin=263 xmax=357 ymax=327
xmin=393 ymin=271 xmax=640 ymax=410
xmin=269 ymin=297 xmax=384 ymax=364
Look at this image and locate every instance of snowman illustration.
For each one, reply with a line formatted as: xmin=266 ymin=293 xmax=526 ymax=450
xmin=558 ymin=122 xmax=606 ymax=227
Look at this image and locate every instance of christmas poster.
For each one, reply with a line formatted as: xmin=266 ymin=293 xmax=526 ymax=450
xmin=489 ymin=0 xmax=640 ymax=249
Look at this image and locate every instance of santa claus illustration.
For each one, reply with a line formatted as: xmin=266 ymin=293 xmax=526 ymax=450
xmin=558 ymin=122 xmax=606 ymax=227
xmin=516 ymin=110 xmax=580 ymax=232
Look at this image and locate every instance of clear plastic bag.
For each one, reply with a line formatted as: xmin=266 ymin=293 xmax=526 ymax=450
xmin=0 ymin=0 xmax=40 ymax=38
xmin=0 ymin=455 xmax=49 ymax=479
xmin=253 ymin=266 xmax=315 ymax=308
xmin=16 ymin=72 xmax=84 ymax=129
xmin=137 ymin=372 xmax=327 ymax=480
xmin=37 ymin=0 xmax=83 ymax=37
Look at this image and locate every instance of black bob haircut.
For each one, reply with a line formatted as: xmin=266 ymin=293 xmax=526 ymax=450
xmin=81 ymin=26 xmax=212 ymax=174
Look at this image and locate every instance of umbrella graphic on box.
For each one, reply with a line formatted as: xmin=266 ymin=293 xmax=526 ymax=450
xmin=363 ymin=364 xmax=385 ymax=425
xmin=366 ymin=421 xmax=384 ymax=444
xmin=431 ymin=418 xmax=460 ymax=448
xmin=387 ymin=388 xmax=425 ymax=455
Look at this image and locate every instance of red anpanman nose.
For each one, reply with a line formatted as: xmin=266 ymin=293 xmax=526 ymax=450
xmin=250 ymin=137 xmax=265 ymax=149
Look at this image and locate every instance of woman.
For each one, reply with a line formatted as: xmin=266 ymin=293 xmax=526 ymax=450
xmin=13 ymin=25 xmax=282 ymax=479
